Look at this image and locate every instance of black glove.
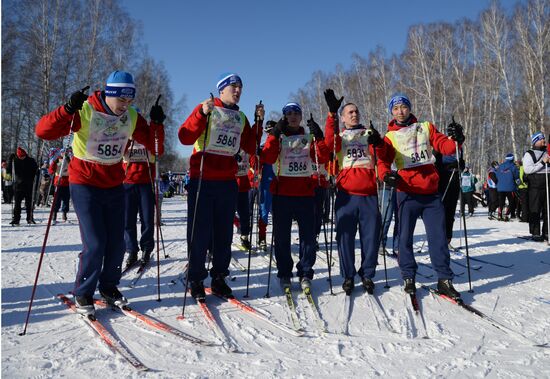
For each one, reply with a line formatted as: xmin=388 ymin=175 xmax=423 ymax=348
xmin=307 ymin=114 xmax=324 ymax=140
xmin=324 ymin=89 xmax=344 ymax=114
xmin=64 ymin=86 xmax=89 ymax=114
xmin=271 ymin=118 xmax=288 ymax=139
xmin=383 ymin=171 xmax=401 ymax=188
xmin=447 ymin=120 xmax=465 ymax=144
xmin=234 ymin=152 xmax=242 ymax=162
xmin=264 ymin=120 xmax=276 ymax=134
xmin=366 ymin=126 xmax=382 ymax=146
xmin=150 ymin=95 xmax=166 ymax=124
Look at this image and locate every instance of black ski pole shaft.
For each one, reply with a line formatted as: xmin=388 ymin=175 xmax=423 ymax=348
xmin=181 ymin=93 xmax=213 ymax=318
xmin=378 ymin=183 xmax=393 ymax=289
xmin=245 ymin=101 xmax=263 ymax=298
xmin=454 ymin=137 xmax=473 ymax=293
xmin=19 ymin=115 xmax=75 ymax=336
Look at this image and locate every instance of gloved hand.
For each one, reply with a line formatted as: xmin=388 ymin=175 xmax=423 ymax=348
xmin=264 ymin=120 xmax=276 ymax=134
xmin=307 ymin=114 xmax=324 ymax=140
xmin=447 ymin=118 xmax=465 ymax=144
xmin=515 ymin=178 xmax=521 ymax=185
xmin=383 ymin=171 xmax=401 ymax=188
xmin=64 ymin=86 xmax=90 ymax=114
xmin=324 ymin=89 xmax=344 ymax=114
xmin=234 ymin=152 xmax=242 ymax=162
xmin=271 ymin=118 xmax=288 ymax=139
xmin=366 ymin=126 xmax=382 ymax=146
xmin=150 ymin=95 xmax=166 ymax=124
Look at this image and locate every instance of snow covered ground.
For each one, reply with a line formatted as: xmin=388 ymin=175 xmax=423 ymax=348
xmin=2 ymin=196 xmax=550 ymax=378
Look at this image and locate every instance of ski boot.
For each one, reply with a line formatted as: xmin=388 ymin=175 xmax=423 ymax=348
xmin=190 ymin=281 xmax=206 ymax=301
xmin=99 ymin=287 xmax=128 ymax=307
xmin=211 ymin=274 xmax=233 ymax=298
xmin=141 ymin=250 xmax=152 ymax=264
xmin=62 ymin=212 xmax=68 ymax=222
xmin=403 ymin=278 xmax=416 ymax=294
xmin=279 ymin=277 xmax=291 ymax=290
xmin=342 ymin=278 xmax=355 ymax=295
xmin=10 ymin=220 xmax=19 ymax=226
xmin=125 ymin=252 xmax=138 ymax=270
xmin=240 ymin=235 xmax=252 ymax=251
xmin=258 ymin=239 xmax=267 ymax=252
xmin=437 ymin=279 xmax=461 ymax=301
xmin=74 ymin=295 xmax=95 ymax=316
xmin=361 ymin=277 xmax=375 ymax=295
xmin=300 ymin=277 xmax=311 ymax=290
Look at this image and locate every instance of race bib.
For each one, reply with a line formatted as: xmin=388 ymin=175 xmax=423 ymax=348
xmin=123 ymin=141 xmax=151 ymax=163
xmin=236 ymin=152 xmax=250 ymax=176
xmin=340 ymin=128 xmax=373 ymax=169
xmin=278 ymin=134 xmax=313 ymax=177
xmin=85 ymin=109 xmax=132 ymax=164
xmin=389 ymin=123 xmax=434 ymax=169
xmin=461 ymin=175 xmax=472 ymax=187
xmin=205 ymin=107 xmax=244 ymax=156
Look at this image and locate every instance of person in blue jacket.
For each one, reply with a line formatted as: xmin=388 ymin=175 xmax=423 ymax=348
xmin=495 ymin=153 xmax=520 ymax=221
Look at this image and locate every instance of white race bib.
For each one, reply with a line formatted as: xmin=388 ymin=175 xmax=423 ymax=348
xmin=85 ymin=109 xmax=131 ymax=164
xmin=123 ymin=141 xmax=151 ymax=163
xmin=340 ymin=128 xmax=373 ymax=169
xmin=278 ymin=134 xmax=313 ymax=177
xmin=236 ymin=152 xmax=250 ymax=176
xmin=391 ymin=123 xmax=435 ymax=169
xmin=205 ymin=107 xmax=244 ymax=156
xmin=461 ymin=175 xmax=472 ymax=187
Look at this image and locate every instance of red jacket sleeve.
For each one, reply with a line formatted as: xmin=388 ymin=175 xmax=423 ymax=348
xmin=178 ymin=103 xmax=208 ymax=145
xmin=36 ymin=105 xmax=83 ymax=140
xmin=430 ymin=123 xmax=457 ymax=156
xmin=323 ymin=113 xmax=341 ymax=154
xmin=132 ymin=114 xmax=165 ymax=157
xmin=261 ymin=135 xmax=281 ymax=165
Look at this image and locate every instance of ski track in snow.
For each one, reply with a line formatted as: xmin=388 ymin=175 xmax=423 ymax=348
xmin=2 ymin=200 xmax=550 ymax=378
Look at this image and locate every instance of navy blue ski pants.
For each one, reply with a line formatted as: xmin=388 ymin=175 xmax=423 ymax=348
xmin=53 ymin=185 xmax=70 ymax=213
xmin=187 ymin=179 xmax=237 ymax=282
xmin=124 ymin=183 xmax=155 ymax=254
xmin=272 ymin=195 xmax=317 ymax=279
xmin=70 ymin=184 xmax=125 ymax=297
xmin=335 ymin=191 xmax=380 ymax=279
xmin=396 ymin=192 xmax=454 ymax=280
xmin=236 ymin=190 xmax=250 ymax=236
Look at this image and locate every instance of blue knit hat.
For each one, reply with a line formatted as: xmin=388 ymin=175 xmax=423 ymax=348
xmin=531 ymin=131 xmax=545 ymax=145
xmin=105 ymin=71 xmax=135 ymax=99
xmin=388 ymin=93 xmax=411 ymax=114
xmin=217 ymin=73 xmax=242 ymax=92
xmin=505 ymin=153 xmax=514 ymax=161
xmin=282 ymin=102 xmax=302 ymax=115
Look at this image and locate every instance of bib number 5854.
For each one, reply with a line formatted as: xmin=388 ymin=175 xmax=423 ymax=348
xmin=98 ymin=144 xmax=121 ymax=157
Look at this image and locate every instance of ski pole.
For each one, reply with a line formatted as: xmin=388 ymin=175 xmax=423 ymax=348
xmin=452 ymin=116 xmax=473 ymax=292
xmin=153 ymin=95 xmax=162 ymax=302
xmin=378 ymin=183 xmax=393 ymax=289
xmin=546 ymin=163 xmax=549 ymax=246
xmin=181 ymin=93 xmax=213 ymax=318
xmin=245 ymin=100 xmax=263 ymax=298
xmin=19 ymin=108 xmax=81 ymax=336
xmin=310 ymin=115 xmax=333 ymax=294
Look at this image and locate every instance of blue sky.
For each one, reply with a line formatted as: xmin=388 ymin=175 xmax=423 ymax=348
xmin=120 ymin=0 xmax=521 ymax=155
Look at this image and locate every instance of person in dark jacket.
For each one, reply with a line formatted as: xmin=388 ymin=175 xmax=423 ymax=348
xmin=7 ymin=147 xmax=38 ymax=225
xmin=522 ymin=132 xmax=549 ymax=241
xmin=495 ymin=153 xmax=520 ymax=221
xmin=487 ymin=161 xmax=499 ymax=219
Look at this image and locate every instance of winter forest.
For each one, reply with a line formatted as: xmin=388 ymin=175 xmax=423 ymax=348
xmin=2 ymin=0 xmax=550 ymax=176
